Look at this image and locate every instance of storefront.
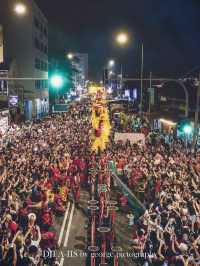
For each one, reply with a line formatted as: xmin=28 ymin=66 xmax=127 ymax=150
xmin=0 ymin=109 xmax=9 ymax=145
xmin=35 ymin=98 xmax=49 ymax=119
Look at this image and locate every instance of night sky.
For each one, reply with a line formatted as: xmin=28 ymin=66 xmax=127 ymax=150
xmin=35 ymin=0 xmax=200 ymax=80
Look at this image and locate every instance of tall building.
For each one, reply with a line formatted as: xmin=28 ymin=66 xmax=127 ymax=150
xmin=0 ymin=0 xmax=49 ymax=120
xmin=0 ymin=25 xmax=3 ymax=64
xmin=70 ymin=53 xmax=88 ymax=92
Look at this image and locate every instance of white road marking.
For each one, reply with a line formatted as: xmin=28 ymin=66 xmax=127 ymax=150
xmin=63 ymin=202 xmax=75 ymax=247
xmin=59 ymin=257 xmax=64 ymax=266
xmin=58 ymin=201 xmax=71 ymax=247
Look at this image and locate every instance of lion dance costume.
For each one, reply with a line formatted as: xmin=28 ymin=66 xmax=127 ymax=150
xmin=91 ymin=88 xmax=111 ymax=153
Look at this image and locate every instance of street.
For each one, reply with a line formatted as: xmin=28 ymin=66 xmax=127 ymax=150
xmin=0 ymin=1 xmax=200 ymax=266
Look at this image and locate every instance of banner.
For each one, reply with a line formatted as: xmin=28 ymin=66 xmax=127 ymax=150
xmin=114 ymin=132 xmax=145 ymax=145
xmin=0 ymin=116 xmax=8 ymax=135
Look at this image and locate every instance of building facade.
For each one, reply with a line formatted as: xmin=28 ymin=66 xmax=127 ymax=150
xmin=0 ymin=0 xmax=49 ymax=120
xmin=71 ymin=53 xmax=88 ymax=93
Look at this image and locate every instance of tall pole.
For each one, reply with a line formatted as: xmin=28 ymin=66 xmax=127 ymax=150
xmin=103 ymin=68 xmax=105 ymax=88
xmin=120 ymin=64 xmax=123 ymax=98
xmin=192 ymin=72 xmax=200 ymax=151
xmin=140 ymin=43 xmax=144 ymax=115
xmin=148 ymin=71 xmax=152 ymax=116
xmin=177 ymin=80 xmax=189 ymax=118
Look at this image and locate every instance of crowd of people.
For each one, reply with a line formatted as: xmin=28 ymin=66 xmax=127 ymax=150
xmin=0 ymin=104 xmax=91 ymax=265
xmin=0 ymin=99 xmax=200 ymax=266
xmin=108 ymin=129 xmax=200 ymax=265
xmin=112 ymin=112 xmax=150 ymax=135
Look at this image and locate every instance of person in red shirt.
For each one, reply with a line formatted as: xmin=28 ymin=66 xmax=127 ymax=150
xmin=155 ymin=177 xmax=161 ymax=195
xmin=119 ymin=194 xmax=128 ymax=207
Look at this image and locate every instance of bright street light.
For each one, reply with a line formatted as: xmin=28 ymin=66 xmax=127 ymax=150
xmin=50 ymin=75 xmax=64 ymax=89
xmin=14 ymin=3 xmax=27 ymax=15
xmin=183 ymin=124 xmax=193 ymax=135
xmin=108 ymin=60 xmax=115 ymax=67
xmin=116 ymin=32 xmax=129 ymax=45
xmin=109 ymin=71 xmax=113 ymax=76
xmin=67 ymin=53 xmax=74 ymax=60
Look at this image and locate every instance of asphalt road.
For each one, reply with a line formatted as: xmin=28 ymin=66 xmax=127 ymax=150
xmin=53 ymin=184 xmax=135 ymax=266
xmin=54 ymin=190 xmax=90 ymax=266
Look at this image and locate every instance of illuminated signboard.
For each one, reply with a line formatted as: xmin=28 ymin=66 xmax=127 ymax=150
xmin=9 ymin=95 xmax=18 ymax=107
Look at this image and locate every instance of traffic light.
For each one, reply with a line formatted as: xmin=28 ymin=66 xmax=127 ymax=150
xmin=177 ymin=119 xmax=193 ymax=135
xmin=50 ymin=74 xmax=64 ymax=89
xmin=183 ymin=124 xmax=193 ymax=135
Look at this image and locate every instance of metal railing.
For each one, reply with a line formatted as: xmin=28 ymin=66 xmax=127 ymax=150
xmin=108 ymin=161 xmax=145 ymax=218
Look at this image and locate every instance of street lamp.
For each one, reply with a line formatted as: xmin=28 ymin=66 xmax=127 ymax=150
xmin=115 ymin=31 xmax=144 ymax=112
xmin=109 ymin=71 xmax=113 ymax=76
xmin=14 ymin=3 xmax=27 ymax=15
xmin=115 ymin=31 xmax=130 ymax=95
xmin=67 ymin=53 xmax=74 ymax=60
xmin=116 ymin=32 xmax=129 ymax=46
xmin=115 ymin=32 xmax=130 ymax=98
xmin=108 ymin=60 xmax=115 ymax=68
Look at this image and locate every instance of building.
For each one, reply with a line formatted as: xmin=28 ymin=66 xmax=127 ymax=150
xmin=0 ymin=0 xmax=49 ymax=120
xmin=0 ymin=25 xmax=3 ymax=64
xmin=70 ymin=53 xmax=88 ymax=93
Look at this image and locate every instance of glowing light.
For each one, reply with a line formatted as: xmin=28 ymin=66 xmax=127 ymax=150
xmin=160 ymin=118 xmax=177 ymax=127
xmin=183 ymin=124 xmax=193 ymax=135
xmin=14 ymin=3 xmax=27 ymax=15
xmin=67 ymin=53 xmax=74 ymax=60
xmin=108 ymin=60 xmax=115 ymax=67
xmin=107 ymin=87 xmax=112 ymax=94
xmin=109 ymin=71 xmax=113 ymax=75
xmin=50 ymin=75 xmax=63 ymax=89
xmin=116 ymin=32 xmax=129 ymax=45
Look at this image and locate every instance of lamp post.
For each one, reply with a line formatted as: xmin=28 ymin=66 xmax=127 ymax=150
xmin=115 ymin=32 xmax=144 ymax=104
xmin=115 ymin=32 xmax=129 ymax=97
xmin=108 ymin=60 xmax=115 ymax=68
xmin=67 ymin=52 xmax=79 ymax=93
xmin=140 ymin=43 xmax=144 ymax=115
xmin=12 ymin=2 xmax=27 ymax=114
xmin=192 ymin=73 xmax=200 ymax=151
xmin=14 ymin=3 xmax=27 ymax=16
xmin=67 ymin=53 xmax=74 ymax=60
xmin=116 ymin=32 xmax=129 ymax=46
xmin=103 ymin=60 xmax=115 ymax=89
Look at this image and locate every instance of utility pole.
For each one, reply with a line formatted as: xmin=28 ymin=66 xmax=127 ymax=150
xmin=192 ymin=72 xmax=200 ymax=152
xmin=140 ymin=43 xmax=144 ymax=115
xmin=148 ymin=71 xmax=152 ymax=117
xmin=120 ymin=64 xmax=123 ymax=98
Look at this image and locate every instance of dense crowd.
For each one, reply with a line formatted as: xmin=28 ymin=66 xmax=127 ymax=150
xmin=108 ymin=132 xmax=200 ymax=265
xmin=0 ymin=100 xmax=200 ymax=266
xmin=113 ymin=113 xmax=150 ymax=135
xmin=0 ymin=104 xmax=90 ymax=266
